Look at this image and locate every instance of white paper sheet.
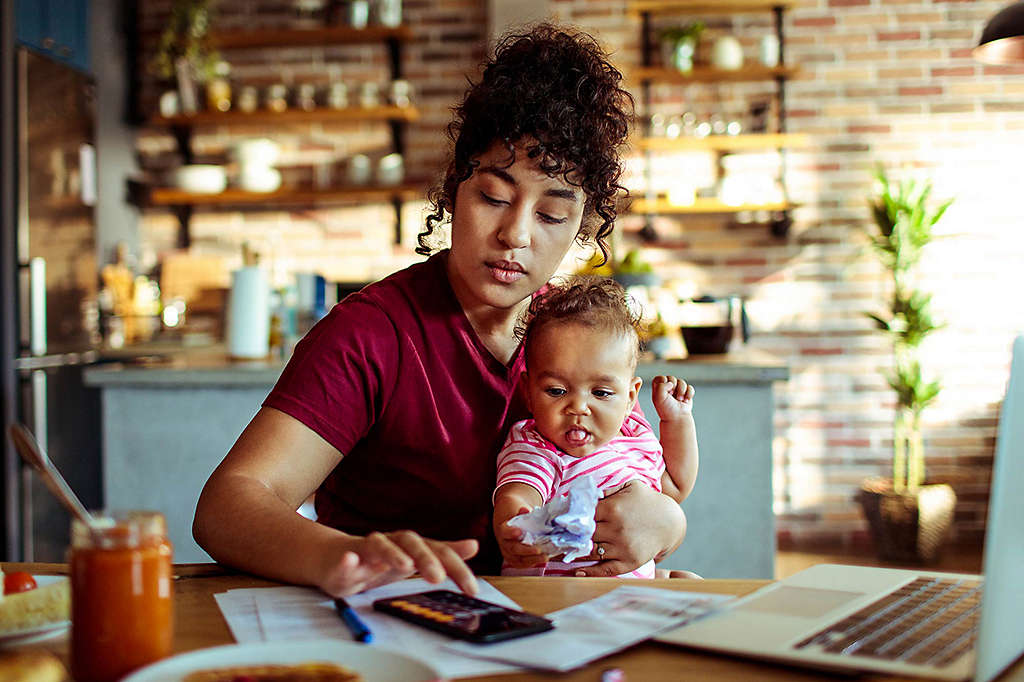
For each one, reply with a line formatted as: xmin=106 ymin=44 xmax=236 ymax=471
xmin=444 ymin=585 xmax=734 ymax=672
xmin=216 ymin=579 xmax=522 ymax=679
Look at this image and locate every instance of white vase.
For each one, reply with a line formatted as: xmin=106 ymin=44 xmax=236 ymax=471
xmin=711 ymin=36 xmax=744 ymax=70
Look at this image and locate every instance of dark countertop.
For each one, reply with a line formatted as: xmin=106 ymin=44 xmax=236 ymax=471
xmin=83 ymin=343 xmax=788 ymax=388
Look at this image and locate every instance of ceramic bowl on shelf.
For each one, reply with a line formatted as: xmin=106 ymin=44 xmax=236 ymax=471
xmin=173 ymin=165 xmax=227 ymax=194
xmin=238 ymin=166 xmax=282 ymax=193
xmin=232 ymin=138 xmax=281 ymax=167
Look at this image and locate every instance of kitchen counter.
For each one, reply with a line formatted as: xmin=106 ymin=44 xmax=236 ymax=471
xmin=86 ymin=345 xmax=788 ymax=577
xmin=83 ymin=345 xmax=787 ymax=387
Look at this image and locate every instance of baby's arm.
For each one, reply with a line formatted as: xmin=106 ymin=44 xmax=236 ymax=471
xmin=493 ymin=483 xmax=548 ymax=568
xmin=651 ymin=376 xmax=699 ymax=503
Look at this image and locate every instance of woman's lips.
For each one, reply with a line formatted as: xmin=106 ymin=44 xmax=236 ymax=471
xmin=487 ymin=260 xmax=526 ymax=284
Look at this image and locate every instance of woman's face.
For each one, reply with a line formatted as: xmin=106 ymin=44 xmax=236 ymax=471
xmin=447 ymin=141 xmax=586 ymax=314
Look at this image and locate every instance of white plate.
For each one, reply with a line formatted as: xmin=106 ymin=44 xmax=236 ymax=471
xmin=123 ymin=639 xmax=444 ymax=682
xmin=0 ymin=575 xmax=70 ymax=648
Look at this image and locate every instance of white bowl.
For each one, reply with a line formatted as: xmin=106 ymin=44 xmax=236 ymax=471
xmin=238 ymin=167 xmax=282 ymax=193
xmin=232 ymin=138 xmax=281 ymax=167
xmin=173 ymin=165 xmax=227 ymax=194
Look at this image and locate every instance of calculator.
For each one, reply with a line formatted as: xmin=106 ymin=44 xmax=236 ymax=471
xmin=372 ymin=590 xmax=554 ymax=643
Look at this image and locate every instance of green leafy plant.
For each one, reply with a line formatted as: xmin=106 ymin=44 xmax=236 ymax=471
xmin=614 ymin=248 xmax=654 ymax=275
xmin=149 ymin=0 xmax=221 ymax=82
xmin=659 ymin=21 xmax=706 ymax=46
xmin=864 ymin=167 xmax=952 ymax=493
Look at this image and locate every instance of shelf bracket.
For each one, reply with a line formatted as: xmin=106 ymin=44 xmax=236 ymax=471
xmin=171 ymin=125 xmax=194 ymax=165
xmin=391 ymin=195 xmax=403 ymax=245
xmin=172 ymin=205 xmax=193 ymax=249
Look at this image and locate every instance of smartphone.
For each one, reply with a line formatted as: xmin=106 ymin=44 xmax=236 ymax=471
xmin=372 ymin=589 xmax=554 ymax=643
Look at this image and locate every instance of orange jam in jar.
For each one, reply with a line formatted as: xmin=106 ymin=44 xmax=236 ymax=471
xmin=70 ymin=511 xmax=174 ymax=682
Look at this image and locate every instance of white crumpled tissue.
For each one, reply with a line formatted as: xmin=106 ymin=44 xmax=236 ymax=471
xmin=507 ymin=476 xmax=600 ymax=562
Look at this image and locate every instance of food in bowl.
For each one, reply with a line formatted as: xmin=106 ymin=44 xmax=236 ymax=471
xmin=0 ymin=568 xmax=70 ymax=634
xmin=173 ymin=165 xmax=228 ymax=194
xmin=183 ymin=662 xmax=364 ymax=682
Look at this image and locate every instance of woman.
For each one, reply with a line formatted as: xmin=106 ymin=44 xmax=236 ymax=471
xmin=193 ymin=24 xmax=686 ymax=597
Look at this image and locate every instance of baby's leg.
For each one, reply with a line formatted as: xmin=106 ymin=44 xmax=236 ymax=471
xmin=655 ymin=568 xmax=704 ymax=580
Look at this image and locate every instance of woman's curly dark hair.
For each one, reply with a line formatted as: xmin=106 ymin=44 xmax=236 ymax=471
xmin=518 ymin=275 xmax=642 ymax=370
xmin=417 ymin=24 xmax=634 ymax=263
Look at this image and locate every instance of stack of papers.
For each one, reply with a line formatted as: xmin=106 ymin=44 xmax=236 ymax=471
xmin=213 ymin=579 xmax=732 ymax=678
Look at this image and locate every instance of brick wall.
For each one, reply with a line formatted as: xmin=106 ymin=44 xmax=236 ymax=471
xmin=133 ymin=0 xmax=1024 ymax=551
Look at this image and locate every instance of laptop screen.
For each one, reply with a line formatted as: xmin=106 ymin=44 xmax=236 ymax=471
xmin=975 ymin=335 xmax=1024 ymax=682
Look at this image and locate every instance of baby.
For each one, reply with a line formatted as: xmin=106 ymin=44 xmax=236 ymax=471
xmin=493 ymin=276 xmax=698 ymax=578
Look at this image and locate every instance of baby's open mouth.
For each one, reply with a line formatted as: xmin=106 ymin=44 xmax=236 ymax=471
xmin=565 ymin=428 xmax=590 ymax=447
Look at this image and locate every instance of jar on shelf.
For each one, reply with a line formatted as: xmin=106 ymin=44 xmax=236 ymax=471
xmin=237 ymin=85 xmax=259 ymax=113
xmin=70 ymin=511 xmax=173 ymax=682
xmin=266 ymin=84 xmax=289 ymax=112
xmin=205 ymin=61 xmax=232 ymax=113
xmin=296 ymin=83 xmax=318 ymax=111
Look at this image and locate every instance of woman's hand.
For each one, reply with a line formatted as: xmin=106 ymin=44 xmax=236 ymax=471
xmin=573 ymin=481 xmax=686 ymax=577
xmin=319 ymin=531 xmax=480 ymax=597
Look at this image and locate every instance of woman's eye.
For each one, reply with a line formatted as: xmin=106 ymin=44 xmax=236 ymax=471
xmin=480 ymin=192 xmax=508 ymax=206
xmin=544 ymin=387 xmax=566 ymax=397
xmin=537 ymin=212 xmax=568 ymax=225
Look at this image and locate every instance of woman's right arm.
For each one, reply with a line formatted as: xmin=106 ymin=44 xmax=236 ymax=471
xmin=192 ymin=406 xmax=479 ymax=596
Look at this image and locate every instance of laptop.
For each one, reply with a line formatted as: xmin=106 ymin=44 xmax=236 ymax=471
xmin=657 ymin=335 xmax=1024 ymax=681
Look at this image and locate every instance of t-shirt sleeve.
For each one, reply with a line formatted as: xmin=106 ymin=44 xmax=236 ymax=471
xmin=620 ymin=410 xmax=667 ymax=486
xmin=494 ymin=421 xmax=559 ymax=503
xmin=263 ymin=296 xmax=399 ymax=455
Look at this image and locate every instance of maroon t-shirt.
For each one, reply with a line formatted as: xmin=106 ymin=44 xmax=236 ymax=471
xmin=264 ymin=252 xmax=528 ymax=573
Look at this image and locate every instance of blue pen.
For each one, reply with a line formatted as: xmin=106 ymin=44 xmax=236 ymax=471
xmin=333 ymin=598 xmax=374 ymax=643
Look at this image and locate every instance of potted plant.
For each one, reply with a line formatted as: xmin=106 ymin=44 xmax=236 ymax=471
xmin=611 ymin=248 xmax=660 ymax=289
xmin=855 ymin=167 xmax=955 ymax=564
xmin=149 ymin=0 xmax=221 ymax=112
xmin=659 ymin=21 xmax=705 ymax=73
xmin=641 ymin=314 xmax=672 ymax=360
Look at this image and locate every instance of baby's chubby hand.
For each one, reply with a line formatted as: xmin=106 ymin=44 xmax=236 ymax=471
xmin=494 ymin=508 xmax=549 ymax=568
xmin=651 ymin=375 xmax=695 ymax=421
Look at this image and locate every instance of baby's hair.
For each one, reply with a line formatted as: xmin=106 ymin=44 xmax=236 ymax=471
xmin=418 ymin=24 xmax=634 ymax=263
xmin=520 ymin=275 xmax=642 ymax=369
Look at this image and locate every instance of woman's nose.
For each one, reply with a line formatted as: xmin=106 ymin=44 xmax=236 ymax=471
xmin=496 ymin=204 xmax=531 ymax=249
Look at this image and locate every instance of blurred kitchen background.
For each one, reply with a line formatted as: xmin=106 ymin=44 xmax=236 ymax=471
xmin=2 ymin=0 xmax=1023 ymax=575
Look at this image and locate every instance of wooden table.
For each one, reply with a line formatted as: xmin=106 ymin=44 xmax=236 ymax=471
xmin=8 ymin=563 xmax=1024 ymax=681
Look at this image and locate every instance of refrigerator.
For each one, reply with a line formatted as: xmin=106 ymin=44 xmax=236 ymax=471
xmin=2 ymin=47 xmax=103 ymax=561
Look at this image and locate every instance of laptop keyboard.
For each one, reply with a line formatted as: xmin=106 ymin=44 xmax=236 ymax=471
xmin=794 ymin=576 xmax=983 ymax=668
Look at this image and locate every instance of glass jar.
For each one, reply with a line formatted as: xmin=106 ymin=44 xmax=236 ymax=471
xmin=70 ymin=511 xmax=173 ymax=682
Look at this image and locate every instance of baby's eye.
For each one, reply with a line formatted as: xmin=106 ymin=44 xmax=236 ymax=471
xmin=544 ymin=387 xmax=566 ymax=397
xmin=592 ymin=389 xmax=613 ymax=399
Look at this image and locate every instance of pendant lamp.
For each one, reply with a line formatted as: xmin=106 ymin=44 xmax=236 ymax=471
xmin=974 ymin=1 xmax=1024 ymax=64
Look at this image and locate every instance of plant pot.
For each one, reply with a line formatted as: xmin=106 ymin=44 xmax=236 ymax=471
xmin=643 ymin=335 xmax=671 ymax=360
xmin=855 ymin=478 xmax=957 ymax=564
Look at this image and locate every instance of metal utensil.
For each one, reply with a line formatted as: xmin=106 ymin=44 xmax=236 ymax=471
xmin=8 ymin=423 xmax=98 ymax=528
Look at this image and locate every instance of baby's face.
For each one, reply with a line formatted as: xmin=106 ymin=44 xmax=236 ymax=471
xmin=523 ymin=321 xmax=640 ymax=457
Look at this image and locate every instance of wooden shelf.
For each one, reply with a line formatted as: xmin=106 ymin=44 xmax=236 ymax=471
xmin=145 ymin=183 xmax=424 ymax=207
xmin=148 ymin=106 xmax=420 ymax=129
xmin=632 ymin=64 xmax=799 ymax=84
xmin=207 ymin=25 xmax=413 ymax=49
xmin=635 ymin=133 xmax=810 ymax=152
xmin=625 ymin=197 xmax=796 ymax=214
xmin=627 ymin=1 xmax=794 ymax=15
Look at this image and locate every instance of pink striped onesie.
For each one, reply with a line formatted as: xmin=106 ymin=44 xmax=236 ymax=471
xmin=495 ymin=410 xmax=665 ymax=579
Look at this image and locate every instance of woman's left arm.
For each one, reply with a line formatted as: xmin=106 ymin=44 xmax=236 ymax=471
xmin=572 ymin=481 xmax=686 ymax=577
